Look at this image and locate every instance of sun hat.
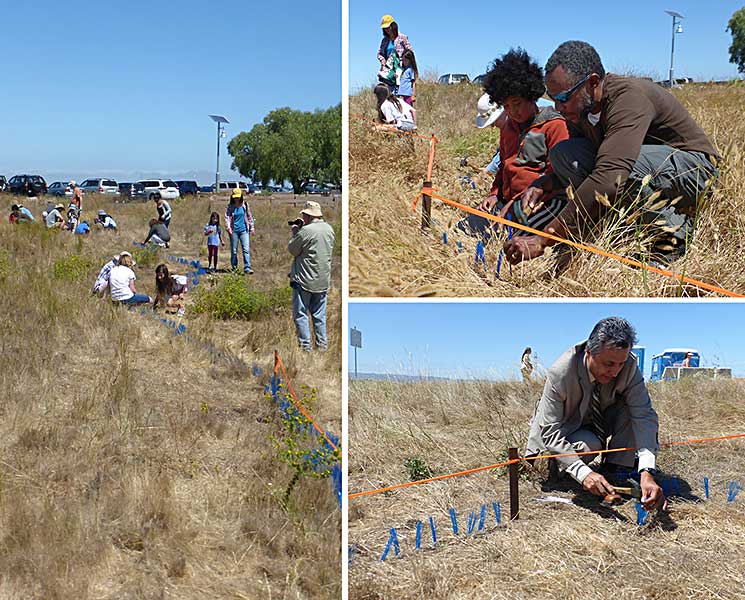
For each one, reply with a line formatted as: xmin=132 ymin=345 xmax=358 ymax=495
xmin=98 ymin=209 xmax=106 ymax=216
xmin=381 ymin=14 xmax=394 ymax=28
xmin=300 ymin=200 xmax=323 ymax=218
xmin=55 ymin=203 xmax=64 ymax=210
xmin=475 ymin=93 xmax=504 ymax=129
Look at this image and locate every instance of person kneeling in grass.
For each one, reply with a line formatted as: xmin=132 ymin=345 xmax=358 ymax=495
xmin=144 ymin=218 xmax=171 ymax=248
xmin=108 ymin=254 xmax=151 ymax=305
xmin=153 ymin=263 xmax=188 ymax=316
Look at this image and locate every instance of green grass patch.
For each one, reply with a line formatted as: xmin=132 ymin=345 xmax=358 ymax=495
xmin=132 ymin=246 xmax=160 ymax=269
xmin=52 ymin=254 xmax=94 ymax=282
xmin=193 ymin=273 xmax=292 ymax=319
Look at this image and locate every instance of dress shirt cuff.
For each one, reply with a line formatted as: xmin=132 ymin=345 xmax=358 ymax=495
xmin=566 ymin=460 xmax=593 ymax=484
xmin=637 ymin=448 xmax=656 ymax=472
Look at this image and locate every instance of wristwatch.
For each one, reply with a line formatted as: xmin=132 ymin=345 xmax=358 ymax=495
xmin=639 ymin=467 xmax=658 ymax=477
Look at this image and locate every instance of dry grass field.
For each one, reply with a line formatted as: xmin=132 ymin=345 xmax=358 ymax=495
xmin=349 ymin=81 xmax=745 ymax=297
xmin=0 ymin=191 xmax=341 ymax=598
xmin=348 ymin=375 xmax=745 ymax=599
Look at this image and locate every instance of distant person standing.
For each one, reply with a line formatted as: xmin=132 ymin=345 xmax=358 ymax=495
xmin=155 ymin=193 xmax=172 ymax=228
xmin=288 ymin=201 xmax=335 ymax=352
xmin=203 ymin=211 xmax=225 ymax=272
xmin=225 ymin=189 xmax=255 ymax=275
xmin=70 ymin=181 xmax=83 ymax=213
xmin=396 ymin=49 xmax=418 ymax=107
xmin=521 ymin=347 xmax=534 ymax=381
xmin=377 ymin=14 xmax=413 ymax=91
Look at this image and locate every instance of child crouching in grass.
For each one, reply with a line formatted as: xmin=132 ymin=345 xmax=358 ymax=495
xmin=203 ymin=211 xmax=225 ymax=272
xmin=153 ymin=263 xmax=189 ymax=316
xmin=373 ymin=84 xmax=416 ymax=132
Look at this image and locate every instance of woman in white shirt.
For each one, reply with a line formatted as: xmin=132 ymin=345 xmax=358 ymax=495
xmin=107 ymin=254 xmax=151 ymax=305
xmin=373 ymin=84 xmax=416 ymax=132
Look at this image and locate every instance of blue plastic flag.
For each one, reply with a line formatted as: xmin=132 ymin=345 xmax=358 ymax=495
xmin=704 ymin=476 xmax=710 ymax=499
xmin=478 ymin=504 xmax=486 ymax=531
xmin=415 ymin=521 xmax=422 ymax=550
xmin=449 ymin=508 xmax=458 ymax=535
xmin=380 ymin=528 xmax=401 ymax=561
xmin=429 ymin=516 xmax=437 ymax=546
xmin=635 ymin=502 xmax=649 ymax=525
xmin=493 ymin=502 xmax=501 ymax=525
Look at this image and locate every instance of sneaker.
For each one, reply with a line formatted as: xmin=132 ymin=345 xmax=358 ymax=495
xmin=244 ymin=268 xmax=254 ymax=275
xmin=177 ymin=307 xmax=185 ymax=317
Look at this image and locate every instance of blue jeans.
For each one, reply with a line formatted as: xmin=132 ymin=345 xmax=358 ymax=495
xmin=121 ymin=293 xmax=150 ymax=305
xmin=230 ymin=230 xmax=251 ymax=272
xmin=292 ymin=286 xmax=327 ymax=351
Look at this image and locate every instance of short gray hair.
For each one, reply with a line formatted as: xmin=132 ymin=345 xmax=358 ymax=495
xmin=545 ymin=40 xmax=605 ymax=84
xmin=587 ymin=317 xmax=637 ymax=355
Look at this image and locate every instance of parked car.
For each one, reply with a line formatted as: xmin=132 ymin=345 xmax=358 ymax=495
xmin=438 ymin=73 xmax=470 ymax=85
xmin=303 ymin=183 xmax=328 ymax=195
xmin=199 ymin=185 xmax=214 ymax=193
xmin=215 ymin=181 xmax=249 ymax=193
xmin=118 ymin=182 xmax=146 ymax=200
xmin=137 ymin=179 xmax=180 ymax=200
xmin=48 ymin=181 xmax=74 ymax=197
xmin=80 ymin=178 xmax=118 ymax=194
xmin=472 ymin=73 xmax=487 ymax=86
xmin=0 ymin=175 xmax=7 ymax=192
xmin=8 ymin=174 xmax=48 ymax=196
xmin=175 ymin=180 xmax=199 ymax=195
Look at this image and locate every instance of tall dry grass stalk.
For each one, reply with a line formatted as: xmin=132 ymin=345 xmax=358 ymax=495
xmin=349 ymin=81 xmax=745 ymax=297
xmin=349 ymin=376 xmax=745 ymax=600
xmin=0 ymin=192 xmax=341 ymax=598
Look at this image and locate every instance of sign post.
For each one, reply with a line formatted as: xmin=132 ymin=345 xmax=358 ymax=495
xmin=350 ymin=327 xmax=362 ymax=379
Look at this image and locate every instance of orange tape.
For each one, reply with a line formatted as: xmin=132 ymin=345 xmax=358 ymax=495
xmin=275 ymin=353 xmax=338 ymax=451
xmin=348 ymin=432 xmax=745 ymax=500
xmin=415 ymin=189 xmax=743 ymax=298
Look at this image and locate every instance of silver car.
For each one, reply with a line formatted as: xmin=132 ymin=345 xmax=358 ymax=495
xmin=80 ymin=178 xmax=119 ymax=194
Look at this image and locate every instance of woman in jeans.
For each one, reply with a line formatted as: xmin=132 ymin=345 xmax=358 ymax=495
xmin=224 ymin=189 xmax=255 ymax=275
xmin=108 ymin=254 xmax=151 ymax=305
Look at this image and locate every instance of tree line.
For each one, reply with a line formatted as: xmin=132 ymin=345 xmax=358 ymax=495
xmin=228 ymin=104 xmax=341 ymax=193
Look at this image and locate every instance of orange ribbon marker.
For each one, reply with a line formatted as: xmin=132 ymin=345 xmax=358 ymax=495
xmin=413 ymin=189 xmax=743 ymax=298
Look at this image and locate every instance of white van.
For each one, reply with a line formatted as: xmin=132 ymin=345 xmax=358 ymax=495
xmin=138 ymin=179 xmax=180 ymax=201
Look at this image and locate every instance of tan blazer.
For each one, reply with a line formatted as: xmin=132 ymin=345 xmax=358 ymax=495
xmin=526 ymin=341 xmax=659 ymax=471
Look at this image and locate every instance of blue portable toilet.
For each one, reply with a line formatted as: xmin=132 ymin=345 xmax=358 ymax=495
xmin=650 ymin=348 xmax=700 ymax=382
xmin=630 ymin=346 xmax=645 ymax=377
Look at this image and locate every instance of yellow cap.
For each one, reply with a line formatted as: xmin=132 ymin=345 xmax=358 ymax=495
xmin=231 ymin=188 xmax=243 ymax=199
xmin=380 ymin=14 xmax=394 ymax=28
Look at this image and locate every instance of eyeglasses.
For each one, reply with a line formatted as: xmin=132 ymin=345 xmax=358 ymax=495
xmin=548 ymin=74 xmax=591 ymax=104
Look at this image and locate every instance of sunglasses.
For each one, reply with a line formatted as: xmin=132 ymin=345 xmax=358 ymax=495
xmin=548 ymin=74 xmax=591 ymax=104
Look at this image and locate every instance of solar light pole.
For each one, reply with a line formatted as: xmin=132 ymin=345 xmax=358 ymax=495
xmin=209 ymin=115 xmax=229 ymax=192
xmin=665 ymin=10 xmax=684 ymax=88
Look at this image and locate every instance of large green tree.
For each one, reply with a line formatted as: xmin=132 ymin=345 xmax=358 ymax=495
xmin=727 ymin=7 xmax=745 ymax=74
xmin=228 ymin=104 xmax=341 ymax=193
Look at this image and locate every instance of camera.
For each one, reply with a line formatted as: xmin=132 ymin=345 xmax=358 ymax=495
xmin=288 ymin=218 xmax=304 ymax=228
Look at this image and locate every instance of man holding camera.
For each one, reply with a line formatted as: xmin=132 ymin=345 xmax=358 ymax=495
xmin=288 ymin=201 xmax=335 ymax=351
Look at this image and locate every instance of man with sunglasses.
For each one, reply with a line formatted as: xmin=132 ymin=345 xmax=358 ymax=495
xmin=504 ymin=40 xmax=719 ymax=268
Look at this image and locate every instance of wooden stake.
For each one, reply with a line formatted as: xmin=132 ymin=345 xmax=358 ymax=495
xmin=508 ymin=447 xmax=519 ymax=520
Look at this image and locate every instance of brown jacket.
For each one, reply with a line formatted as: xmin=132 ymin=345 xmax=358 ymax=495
xmin=559 ymin=74 xmax=718 ymax=228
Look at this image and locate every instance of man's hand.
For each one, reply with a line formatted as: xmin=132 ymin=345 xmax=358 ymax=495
xmin=291 ymin=225 xmax=301 ymax=235
xmin=517 ymin=186 xmax=545 ymax=216
xmin=582 ymin=472 xmax=616 ymax=497
xmin=478 ymin=195 xmax=498 ymax=213
xmin=503 ymin=235 xmax=548 ymax=264
xmin=640 ymin=471 xmax=667 ymax=511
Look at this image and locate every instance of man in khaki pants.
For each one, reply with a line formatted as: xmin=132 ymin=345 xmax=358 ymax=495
xmin=526 ymin=317 xmax=665 ymax=510
xmin=288 ymin=201 xmax=335 ymax=351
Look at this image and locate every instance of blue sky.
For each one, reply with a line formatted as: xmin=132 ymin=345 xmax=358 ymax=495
xmin=0 ymin=0 xmax=340 ymax=184
xmin=350 ymin=0 xmax=744 ymax=91
xmin=348 ymin=302 xmax=745 ymax=380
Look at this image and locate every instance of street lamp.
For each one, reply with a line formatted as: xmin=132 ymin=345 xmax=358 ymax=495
xmin=208 ymin=114 xmax=229 ymax=192
xmin=665 ymin=10 xmax=685 ymax=88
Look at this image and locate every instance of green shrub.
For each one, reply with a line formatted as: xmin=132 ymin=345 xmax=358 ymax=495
xmin=52 ymin=255 xmax=94 ymax=282
xmin=132 ymin=245 xmax=159 ymax=269
xmin=193 ymin=273 xmax=292 ymax=319
xmin=403 ymin=456 xmax=432 ymax=481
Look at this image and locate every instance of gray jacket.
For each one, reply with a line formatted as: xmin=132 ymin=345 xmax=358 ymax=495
xmin=288 ymin=219 xmax=335 ymax=293
xmin=526 ymin=341 xmax=658 ymax=471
